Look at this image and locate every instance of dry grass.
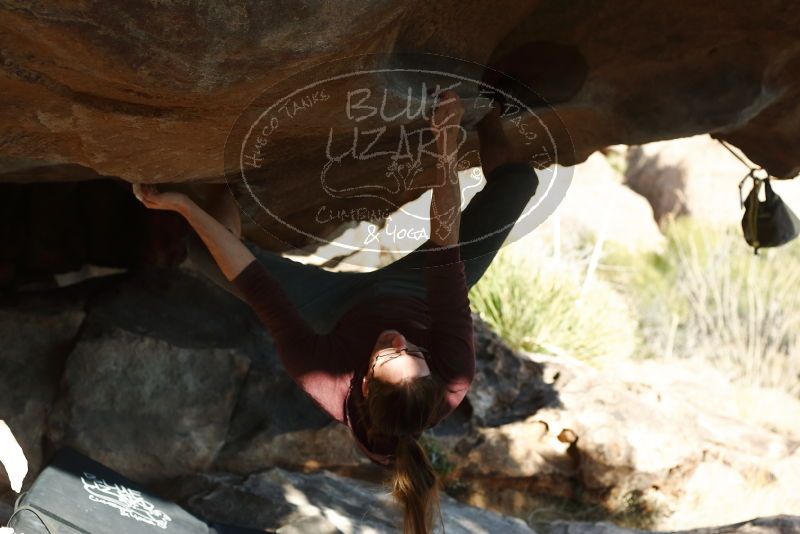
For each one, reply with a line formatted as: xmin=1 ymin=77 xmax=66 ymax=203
xmin=469 ymin=245 xmax=636 ymax=365
xmin=603 ymin=218 xmax=800 ymax=396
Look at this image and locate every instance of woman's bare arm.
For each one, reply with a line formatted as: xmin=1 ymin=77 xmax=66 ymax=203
xmin=133 ymin=184 xmax=255 ymax=280
xmin=135 ymin=184 xmax=353 ymax=422
xmin=429 ymin=90 xmax=465 ymax=246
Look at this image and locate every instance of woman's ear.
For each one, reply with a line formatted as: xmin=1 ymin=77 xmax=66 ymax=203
xmin=361 ymin=376 xmax=368 ymax=397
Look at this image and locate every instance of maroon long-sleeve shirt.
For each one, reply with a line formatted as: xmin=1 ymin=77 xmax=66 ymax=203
xmin=231 ymin=244 xmax=475 ymax=466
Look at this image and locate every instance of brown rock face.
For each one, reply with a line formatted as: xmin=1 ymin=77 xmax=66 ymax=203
xmin=2 ymin=2 xmax=800 ymax=267
xmin=2 ymin=2 xmax=799 ymax=187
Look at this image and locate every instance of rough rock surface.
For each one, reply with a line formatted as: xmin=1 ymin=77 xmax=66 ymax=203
xmin=445 ymin=347 xmax=800 ymax=530
xmin=162 ymin=468 xmax=534 ymax=533
xmin=0 ymin=288 xmax=85 ymax=493
xmin=1 ymin=268 xmax=799 ymax=531
xmin=49 ymin=329 xmax=250 ymax=481
xmin=3 ymin=2 xmax=800 ymax=182
xmin=550 ymin=153 xmax=664 ymax=252
xmin=2 ymin=2 xmax=800 ymax=262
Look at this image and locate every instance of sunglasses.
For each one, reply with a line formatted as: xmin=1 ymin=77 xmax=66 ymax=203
xmin=367 ymin=345 xmax=430 ymax=382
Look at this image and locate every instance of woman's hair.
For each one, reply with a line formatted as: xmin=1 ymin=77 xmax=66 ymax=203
xmin=360 ymin=374 xmax=446 ymax=534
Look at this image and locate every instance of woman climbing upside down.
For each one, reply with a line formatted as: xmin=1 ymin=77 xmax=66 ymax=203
xmin=134 ymin=90 xmax=538 ymax=534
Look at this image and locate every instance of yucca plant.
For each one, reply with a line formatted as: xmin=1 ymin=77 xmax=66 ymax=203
xmin=603 ymin=218 xmax=800 ymax=395
xmin=469 ymin=247 xmax=636 ymax=364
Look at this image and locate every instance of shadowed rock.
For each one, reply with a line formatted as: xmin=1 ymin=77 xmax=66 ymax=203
xmin=163 ymin=468 xmax=536 ymax=533
xmin=1 ymin=267 xmax=798 ymax=530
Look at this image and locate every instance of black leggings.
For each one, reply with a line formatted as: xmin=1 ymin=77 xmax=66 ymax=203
xmin=189 ymin=162 xmax=538 ymax=332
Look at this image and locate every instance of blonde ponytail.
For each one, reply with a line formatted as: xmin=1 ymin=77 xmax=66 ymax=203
xmin=359 ymin=375 xmax=446 ymax=533
xmin=393 ymin=434 xmax=439 ymax=534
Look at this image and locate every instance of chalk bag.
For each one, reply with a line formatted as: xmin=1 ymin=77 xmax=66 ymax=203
xmin=740 ymin=172 xmax=800 ymax=254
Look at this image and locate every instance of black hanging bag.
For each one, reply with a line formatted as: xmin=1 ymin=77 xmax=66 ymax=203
xmin=741 ymin=176 xmax=800 ymax=254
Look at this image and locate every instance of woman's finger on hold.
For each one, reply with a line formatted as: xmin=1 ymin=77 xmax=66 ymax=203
xmin=141 ymin=193 xmax=155 ymax=208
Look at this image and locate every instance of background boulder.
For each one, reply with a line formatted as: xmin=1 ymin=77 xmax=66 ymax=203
xmin=626 ymin=135 xmax=800 ymax=226
xmin=510 ymin=152 xmax=665 ymax=258
xmin=445 ymin=351 xmax=800 ymax=530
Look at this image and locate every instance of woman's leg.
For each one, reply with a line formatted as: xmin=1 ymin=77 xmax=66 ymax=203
xmin=459 ymin=164 xmax=538 ymax=289
xmin=368 ymin=103 xmax=539 ymax=293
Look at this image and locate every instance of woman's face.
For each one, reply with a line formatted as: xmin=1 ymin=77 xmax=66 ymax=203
xmin=362 ymin=329 xmax=431 ymax=396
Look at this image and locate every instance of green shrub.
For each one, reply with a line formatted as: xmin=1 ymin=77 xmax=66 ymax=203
xmin=469 ymin=247 xmax=636 ymax=364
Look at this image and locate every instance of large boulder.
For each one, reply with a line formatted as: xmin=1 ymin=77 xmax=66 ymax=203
xmin=48 ymin=327 xmax=250 ymax=481
xmin=1 ymin=266 xmax=799 ymax=532
xmin=42 ymin=270 xmax=255 ymax=481
xmin=2 ymin=2 xmax=800 ymax=260
xmin=2 ymin=2 xmax=800 ymax=182
xmin=445 ymin=349 xmax=800 ymax=530
xmin=0 ymin=266 xmax=386 ymax=493
xmin=163 ymin=468 xmax=535 ymax=533
xmin=554 ymin=152 xmax=664 ymax=253
xmin=0 ymin=288 xmax=86 ymax=496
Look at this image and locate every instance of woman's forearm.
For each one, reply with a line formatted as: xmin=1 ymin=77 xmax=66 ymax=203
xmin=430 ymin=138 xmax=462 ymax=246
xmin=428 ymin=89 xmax=465 ymax=247
xmin=180 ymin=200 xmax=256 ymax=280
